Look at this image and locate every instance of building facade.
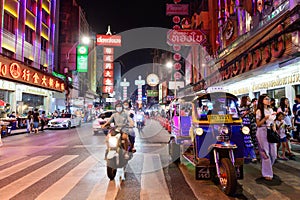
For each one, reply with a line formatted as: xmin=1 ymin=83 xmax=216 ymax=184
xmin=0 ymin=0 xmax=64 ymax=115
xmin=182 ymin=0 xmax=300 ymax=105
xmin=58 ymin=0 xmax=97 ymax=112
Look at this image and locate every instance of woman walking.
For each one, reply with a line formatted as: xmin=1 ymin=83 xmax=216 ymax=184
xmin=32 ymin=109 xmax=40 ymax=133
xmin=26 ymin=111 xmax=33 ymax=134
xmin=256 ymin=94 xmax=277 ymax=181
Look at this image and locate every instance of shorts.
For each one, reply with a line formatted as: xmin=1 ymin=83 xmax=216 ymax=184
xmin=280 ymin=137 xmax=287 ymax=142
xmin=33 ymin=122 xmax=39 ymax=128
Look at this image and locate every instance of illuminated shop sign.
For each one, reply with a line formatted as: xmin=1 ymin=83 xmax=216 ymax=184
xmin=96 ymin=35 xmax=122 ymax=46
xmin=0 ymin=57 xmax=64 ymax=92
xmin=210 ymin=24 xmax=287 ymax=85
xmin=76 ymin=45 xmax=88 ymax=72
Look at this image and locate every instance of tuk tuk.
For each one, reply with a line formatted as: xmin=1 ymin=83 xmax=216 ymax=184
xmin=169 ymin=91 xmax=246 ymax=195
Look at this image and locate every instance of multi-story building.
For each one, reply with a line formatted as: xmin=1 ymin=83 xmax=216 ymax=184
xmin=58 ymin=0 xmax=97 ymax=112
xmin=0 ymin=0 xmax=65 ymax=115
xmin=181 ymin=0 xmax=300 ymax=104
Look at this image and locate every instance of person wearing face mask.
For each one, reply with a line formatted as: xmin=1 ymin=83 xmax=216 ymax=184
xmin=102 ymin=102 xmax=134 ymax=159
xmin=239 ymin=96 xmax=257 ymax=163
xmin=123 ymin=100 xmax=136 ymax=152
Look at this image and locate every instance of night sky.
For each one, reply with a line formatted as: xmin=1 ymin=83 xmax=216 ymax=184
xmin=77 ymin=0 xmax=171 ymax=34
xmin=77 ymin=0 xmax=173 ymax=75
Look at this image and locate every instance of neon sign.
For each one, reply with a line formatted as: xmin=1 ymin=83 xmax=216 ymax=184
xmin=0 ymin=57 xmax=65 ymax=92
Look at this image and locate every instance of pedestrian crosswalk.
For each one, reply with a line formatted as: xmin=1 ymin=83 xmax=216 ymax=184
xmin=0 ymin=153 xmax=171 ymax=200
xmin=0 ymin=151 xmax=299 ymax=199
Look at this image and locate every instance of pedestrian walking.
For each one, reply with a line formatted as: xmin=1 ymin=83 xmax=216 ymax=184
xmin=277 ymin=97 xmax=293 ymax=152
xmin=256 ymin=94 xmax=277 ymax=181
xmin=292 ymin=95 xmax=300 ymax=141
xmin=240 ymin=96 xmax=257 ymax=163
xmin=26 ymin=111 xmax=33 ymax=134
xmin=40 ymin=111 xmax=46 ymax=131
xmin=275 ymin=112 xmax=289 ymax=160
xmin=32 ymin=109 xmax=40 ymax=133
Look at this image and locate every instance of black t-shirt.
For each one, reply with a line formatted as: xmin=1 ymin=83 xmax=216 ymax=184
xmin=33 ymin=112 xmax=39 ymax=122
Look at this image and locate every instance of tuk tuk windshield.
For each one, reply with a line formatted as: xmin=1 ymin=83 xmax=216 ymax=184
xmin=195 ymin=94 xmax=239 ymax=120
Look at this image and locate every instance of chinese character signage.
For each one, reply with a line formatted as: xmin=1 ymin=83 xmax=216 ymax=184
xmin=76 ymin=45 xmax=88 ymax=72
xmin=0 ymin=56 xmax=65 ymax=92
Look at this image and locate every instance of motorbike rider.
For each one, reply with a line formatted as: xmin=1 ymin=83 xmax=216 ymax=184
xmin=136 ymin=108 xmax=145 ymax=126
xmin=123 ymin=100 xmax=136 ymax=152
xmin=102 ymin=102 xmax=134 ymax=159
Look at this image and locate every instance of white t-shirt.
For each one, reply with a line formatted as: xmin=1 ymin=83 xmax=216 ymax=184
xmin=277 ymin=107 xmax=292 ymax=126
xmin=275 ymin=120 xmax=286 ymax=139
xmin=256 ymin=108 xmax=275 ymax=126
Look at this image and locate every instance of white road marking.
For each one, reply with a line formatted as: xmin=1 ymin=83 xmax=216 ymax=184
xmin=0 ymin=155 xmax=78 ymax=199
xmin=0 ymin=156 xmax=50 ymax=180
xmin=36 ymin=156 xmax=98 ymax=200
xmin=140 ymin=153 xmax=171 ymax=200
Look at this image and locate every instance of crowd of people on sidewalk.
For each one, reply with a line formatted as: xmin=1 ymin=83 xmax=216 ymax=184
xmin=239 ymin=94 xmax=299 ymax=181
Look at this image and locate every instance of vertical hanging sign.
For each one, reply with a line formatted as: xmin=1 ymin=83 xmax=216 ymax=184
xmin=135 ymin=75 xmax=145 ymax=105
xmin=76 ymin=45 xmax=89 ymax=72
xmin=120 ymin=78 xmax=130 ymax=100
xmin=96 ymin=27 xmax=122 ymax=96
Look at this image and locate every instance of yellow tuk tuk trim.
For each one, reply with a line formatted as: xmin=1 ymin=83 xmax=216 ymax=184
xmin=192 ymin=115 xmax=242 ymax=124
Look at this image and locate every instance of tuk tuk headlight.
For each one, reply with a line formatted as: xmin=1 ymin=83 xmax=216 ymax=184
xmin=194 ymin=128 xmax=204 ymax=136
xmin=242 ymin=126 xmax=250 ymax=135
xmin=220 ymin=126 xmax=229 ymax=135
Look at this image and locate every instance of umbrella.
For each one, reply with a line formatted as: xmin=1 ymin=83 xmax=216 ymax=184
xmin=0 ymin=100 xmax=6 ymax=107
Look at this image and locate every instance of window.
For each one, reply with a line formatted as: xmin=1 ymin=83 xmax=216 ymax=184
xmin=2 ymin=48 xmax=15 ymax=58
xmin=24 ymin=57 xmax=33 ymax=66
xmin=41 ymin=37 xmax=47 ymax=51
xmin=3 ymin=12 xmax=15 ymax=34
xmin=40 ymin=65 xmax=47 ymax=72
xmin=25 ymin=26 xmax=34 ymax=44
xmin=42 ymin=9 xmax=50 ymax=25
xmin=26 ymin=0 xmax=36 ymax=14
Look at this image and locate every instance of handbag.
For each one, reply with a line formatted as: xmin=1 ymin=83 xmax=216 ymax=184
xmin=267 ymin=128 xmax=280 ymax=143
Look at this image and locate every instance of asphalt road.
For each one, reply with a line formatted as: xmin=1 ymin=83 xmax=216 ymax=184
xmin=0 ymin=119 xmax=299 ymax=200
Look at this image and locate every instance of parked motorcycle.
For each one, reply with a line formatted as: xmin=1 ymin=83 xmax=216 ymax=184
xmin=105 ymin=125 xmax=132 ymax=180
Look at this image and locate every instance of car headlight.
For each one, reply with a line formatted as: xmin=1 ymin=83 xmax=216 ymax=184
xmin=242 ymin=126 xmax=250 ymax=135
xmin=194 ymin=128 xmax=204 ymax=136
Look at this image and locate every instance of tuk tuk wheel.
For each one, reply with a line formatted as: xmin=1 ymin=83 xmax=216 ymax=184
xmin=219 ymin=158 xmax=237 ymax=195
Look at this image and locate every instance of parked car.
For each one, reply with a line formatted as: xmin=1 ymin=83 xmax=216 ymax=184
xmin=92 ymin=110 xmax=115 ymax=134
xmin=48 ymin=113 xmax=82 ymax=129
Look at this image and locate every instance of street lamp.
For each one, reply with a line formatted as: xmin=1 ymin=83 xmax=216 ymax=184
xmin=165 ymin=61 xmax=177 ymax=98
xmin=64 ymin=36 xmax=91 ymax=113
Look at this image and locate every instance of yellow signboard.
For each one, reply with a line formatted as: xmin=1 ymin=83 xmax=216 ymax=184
xmin=207 ymin=115 xmax=233 ymax=124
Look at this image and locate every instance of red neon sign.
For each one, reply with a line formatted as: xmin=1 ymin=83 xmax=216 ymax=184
xmin=0 ymin=56 xmax=65 ymax=92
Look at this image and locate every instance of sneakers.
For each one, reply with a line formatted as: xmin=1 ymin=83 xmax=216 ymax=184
xmin=251 ymin=158 xmax=258 ymax=163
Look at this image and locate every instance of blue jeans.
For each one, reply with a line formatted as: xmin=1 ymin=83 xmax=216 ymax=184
xmin=244 ymin=146 xmax=256 ymax=159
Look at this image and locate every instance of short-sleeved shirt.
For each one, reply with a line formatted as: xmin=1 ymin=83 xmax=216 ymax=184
xmin=108 ymin=111 xmax=131 ymax=128
xmin=295 ymin=104 xmax=300 ymax=125
xmin=275 ymin=120 xmax=286 ymax=139
xmin=33 ymin=112 xmax=39 ymax=122
xmin=256 ymin=108 xmax=275 ymax=126
xmin=277 ymin=107 xmax=292 ymax=126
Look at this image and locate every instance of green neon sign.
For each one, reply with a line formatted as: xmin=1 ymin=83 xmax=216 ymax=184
xmin=76 ymin=45 xmax=88 ymax=72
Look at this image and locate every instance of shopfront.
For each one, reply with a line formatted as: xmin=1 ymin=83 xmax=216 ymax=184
xmin=0 ymin=55 xmax=65 ymax=132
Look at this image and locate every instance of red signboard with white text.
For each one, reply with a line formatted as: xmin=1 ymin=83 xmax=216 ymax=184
xmin=166 ymin=4 xmax=189 ymax=16
xmin=167 ymin=29 xmax=206 ymax=45
xmin=96 ymin=35 xmax=122 ymax=46
xmin=0 ymin=56 xmax=65 ymax=92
